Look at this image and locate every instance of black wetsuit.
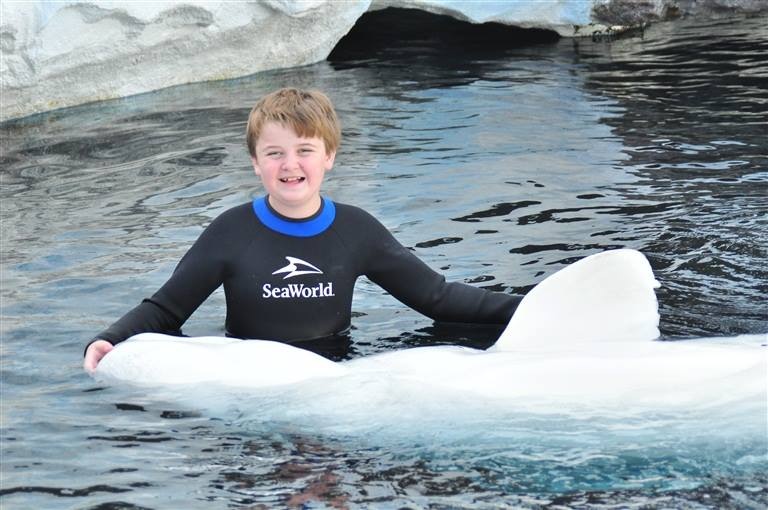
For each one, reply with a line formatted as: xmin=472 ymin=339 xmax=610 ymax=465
xmin=91 ymin=196 xmax=520 ymax=350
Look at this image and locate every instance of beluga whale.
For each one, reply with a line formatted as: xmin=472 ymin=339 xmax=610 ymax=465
xmin=92 ymin=249 xmax=766 ymax=437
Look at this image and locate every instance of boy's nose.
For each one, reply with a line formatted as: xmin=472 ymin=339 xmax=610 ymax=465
xmin=281 ymin=152 xmax=300 ymax=170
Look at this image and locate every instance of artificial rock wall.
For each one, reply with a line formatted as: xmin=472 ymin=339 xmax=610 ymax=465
xmin=1 ymin=0 xmax=764 ymax=121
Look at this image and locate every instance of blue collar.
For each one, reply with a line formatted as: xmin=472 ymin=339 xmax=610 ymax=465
xmin=252 ymin=196 xmax=336 ymax=237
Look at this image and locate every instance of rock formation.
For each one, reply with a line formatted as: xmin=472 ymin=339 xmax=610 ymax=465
xmin=1 ymin=0 xmax=765 ymax=121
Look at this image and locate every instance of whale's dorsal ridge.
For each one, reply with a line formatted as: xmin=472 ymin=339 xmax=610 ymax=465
xmin=490 ymin=249 xmax=661 ymax=352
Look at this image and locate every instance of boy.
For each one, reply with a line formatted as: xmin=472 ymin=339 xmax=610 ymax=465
xmin=83 ymin=88 xmax=521 ymax=372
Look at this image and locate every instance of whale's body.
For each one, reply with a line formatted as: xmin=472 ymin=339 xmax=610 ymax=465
xmin=94 ymin=249 xmax=767 ymax=420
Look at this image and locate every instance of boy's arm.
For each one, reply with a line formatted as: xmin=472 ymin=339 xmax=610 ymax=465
xmin=85 ymin=297 xmax=188 ymax=351
xmin=83 ymin=207 xmax=237 ymax=364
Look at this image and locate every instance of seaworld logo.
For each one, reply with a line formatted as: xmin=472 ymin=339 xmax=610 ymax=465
xmin=271 ymin=256 xmax=323 ymax=279
xmin=264 ymin=256 xmax=334 ymax=299
xmin=262 ymin=282 xmax=335 ymax=299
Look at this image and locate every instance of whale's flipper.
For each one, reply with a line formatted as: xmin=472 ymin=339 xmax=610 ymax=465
xmin=490 ymin=249 xmax=660 ymax=352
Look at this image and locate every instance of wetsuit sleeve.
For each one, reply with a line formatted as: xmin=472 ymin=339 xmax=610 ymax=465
xmin=359 ymin=214 xmax=521 ymax=324
xmin=88 ymin=211 xmax=234 ymax=350
xmin=90 ymin=298 xmax=185 ymax=347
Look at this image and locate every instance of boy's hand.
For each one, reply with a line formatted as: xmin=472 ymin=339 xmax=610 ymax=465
xmin=83 ymin=340 xmax=114 ymax=374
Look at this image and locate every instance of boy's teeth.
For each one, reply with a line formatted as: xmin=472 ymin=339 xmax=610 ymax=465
xmin=280 ymin=177 xmax=304 ymax=183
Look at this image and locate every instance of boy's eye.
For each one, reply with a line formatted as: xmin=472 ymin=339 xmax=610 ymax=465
xmin=266 ymin=151 xmax=282 ymax=157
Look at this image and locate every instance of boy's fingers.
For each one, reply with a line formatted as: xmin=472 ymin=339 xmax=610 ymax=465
xmin=83 ymin=341 xmax=114 ymax=373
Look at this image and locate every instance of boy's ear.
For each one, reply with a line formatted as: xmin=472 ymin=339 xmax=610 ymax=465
xmin=251 ymin=156 xmax=261 ymax=176
xmin=324 ymin=151 xmax=336 ymax=171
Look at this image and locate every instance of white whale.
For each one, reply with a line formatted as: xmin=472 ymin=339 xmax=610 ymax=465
xmin=93 ymin=249 xmax=767 ymax=421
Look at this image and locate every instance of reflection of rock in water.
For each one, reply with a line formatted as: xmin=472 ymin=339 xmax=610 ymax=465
xmin=201 ymin=434 xmax=350 ymax=509
xmin=195 ymin=428 xmax=768 ymax=508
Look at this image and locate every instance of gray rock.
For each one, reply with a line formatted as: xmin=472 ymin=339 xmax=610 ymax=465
xmin=1 ymin=0 xmax=765 ymax=121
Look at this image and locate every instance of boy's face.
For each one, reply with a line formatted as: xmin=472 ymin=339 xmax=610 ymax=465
xmin=251 ymin=121 xmax=336 ymax=218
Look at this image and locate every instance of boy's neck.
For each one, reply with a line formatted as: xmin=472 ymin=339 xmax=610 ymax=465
xmin=267 ymin=194 xmax=322 ymax=219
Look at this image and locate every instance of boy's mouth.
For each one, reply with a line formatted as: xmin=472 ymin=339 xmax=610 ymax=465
xmin=280 ymin=177 xmax=305 ymax=183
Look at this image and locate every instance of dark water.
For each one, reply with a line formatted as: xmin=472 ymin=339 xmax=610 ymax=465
xmin=2 ymin=12 xmax=767 ymax=509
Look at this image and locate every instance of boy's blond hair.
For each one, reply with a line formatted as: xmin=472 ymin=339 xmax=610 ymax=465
xmin=246 ymin=88 xmax=341 ymax=157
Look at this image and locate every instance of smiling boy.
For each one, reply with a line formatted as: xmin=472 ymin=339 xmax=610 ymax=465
xmin=83 ymin=88 xmax=521 ymax=372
